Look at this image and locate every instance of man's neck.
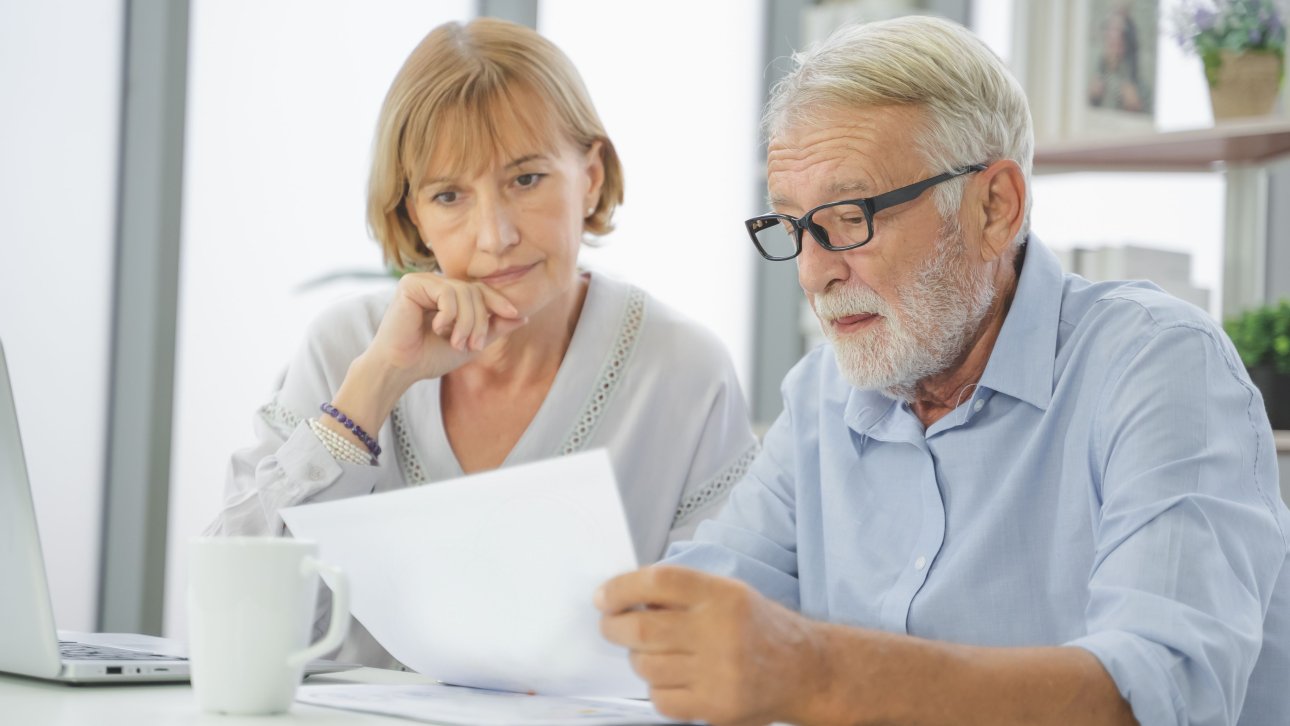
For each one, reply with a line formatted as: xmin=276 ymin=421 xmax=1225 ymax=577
xmin=909 ymin=247 xmax=1024 ymax=429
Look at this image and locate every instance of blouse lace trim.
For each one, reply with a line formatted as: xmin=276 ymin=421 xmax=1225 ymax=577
xmin=258 ymin=399 xmax=302 ymax=436
xmin=671 ymin=443 xmax=760 ymax=528
xmin=392 ymin=405 xmax=427 ymax=485
xmin=558 ymin=286 xmax=647 ymax=455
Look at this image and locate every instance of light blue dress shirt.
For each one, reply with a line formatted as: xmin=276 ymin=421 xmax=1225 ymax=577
xmin=668 ymin=239 xmax=1290 ymax=726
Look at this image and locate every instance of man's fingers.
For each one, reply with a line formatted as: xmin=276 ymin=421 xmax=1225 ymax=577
xmin=629 ymin=652 xmax=695 ymax=689
xmin=648 ymin=686 xmax=703 ymax=725
xmin=595 ymin=565 xmax=712 ymax=614
xmin=601 ymin=608 xmax=694 ymax=651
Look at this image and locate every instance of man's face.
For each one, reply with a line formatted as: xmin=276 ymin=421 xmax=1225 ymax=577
xmin=765 ymin=105 xmax=996 ymax=399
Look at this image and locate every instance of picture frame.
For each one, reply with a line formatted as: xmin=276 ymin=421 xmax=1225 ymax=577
xmin=1065 ymin=0 xmax=1160 ymax=138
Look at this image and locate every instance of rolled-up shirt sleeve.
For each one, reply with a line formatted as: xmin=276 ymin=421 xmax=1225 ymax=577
xmin=1067 ymin=322 xmax=1287 ymax=726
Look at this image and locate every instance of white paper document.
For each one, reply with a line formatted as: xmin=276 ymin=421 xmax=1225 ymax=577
xmin=297 ymin=683 xmax=684 ymax=726
xmin=280 ymin=449 xmax=647 ymax=698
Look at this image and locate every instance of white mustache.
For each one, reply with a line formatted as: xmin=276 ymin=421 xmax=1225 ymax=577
xmin=813 ymin=285 xmax=892 ymax=322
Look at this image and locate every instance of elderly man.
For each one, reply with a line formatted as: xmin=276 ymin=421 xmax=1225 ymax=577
xmin=596 ymin=15 xmax=1289 ymax=726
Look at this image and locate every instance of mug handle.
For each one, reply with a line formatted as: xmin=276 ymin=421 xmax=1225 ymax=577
xmin=286 ymin=557 xmax=350 ymax=670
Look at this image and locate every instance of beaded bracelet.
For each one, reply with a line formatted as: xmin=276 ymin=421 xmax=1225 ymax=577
xmin=319 ymin=402 xmax=382 ymax=460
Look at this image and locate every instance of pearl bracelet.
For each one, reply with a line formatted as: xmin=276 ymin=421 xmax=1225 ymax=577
xmin=308 ymin=418 xmax=375 ymax=466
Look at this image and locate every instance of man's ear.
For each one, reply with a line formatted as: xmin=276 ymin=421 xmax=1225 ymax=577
xmin=974 ymin=159 xmax=1026 ymax=261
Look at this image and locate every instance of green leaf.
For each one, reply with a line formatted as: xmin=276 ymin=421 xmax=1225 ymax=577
xmin=1226 ymin=298 xmax=1290 ymax=370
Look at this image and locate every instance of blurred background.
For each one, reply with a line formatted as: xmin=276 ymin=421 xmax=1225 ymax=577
xmin=2 ymin=0 xmax=1288 ymax=642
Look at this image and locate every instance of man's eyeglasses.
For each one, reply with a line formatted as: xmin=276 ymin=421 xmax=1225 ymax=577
xmin=744 ymin=164 xmax=988 ymax=261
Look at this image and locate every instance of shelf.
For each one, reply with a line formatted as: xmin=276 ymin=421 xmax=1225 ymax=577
xmin=1034 ymin=118 xmax=1290 ymax=173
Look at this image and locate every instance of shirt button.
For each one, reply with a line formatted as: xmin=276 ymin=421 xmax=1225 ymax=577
xmin=914 ymin=555 xmax=927 ymax=571
xmin=973 ymin=399 xmax=985 ymax=412
xmin=307 ymin=465 xmax=324 ymax=481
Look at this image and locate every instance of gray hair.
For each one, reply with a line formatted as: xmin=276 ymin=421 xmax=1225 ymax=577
xmin=765 ymin=15 xmax=1033 ymax=242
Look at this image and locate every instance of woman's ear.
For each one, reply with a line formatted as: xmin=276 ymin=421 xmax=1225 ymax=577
xmin=583 ymin=140 xmax=606 ymax=214
xmin=403 ymin=191 xmax=421 ymax=229
xmin=401 ymin=193 xmax=434 ymax=259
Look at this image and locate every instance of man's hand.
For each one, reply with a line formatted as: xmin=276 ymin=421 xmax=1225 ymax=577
xmin=595 ymin=565 xmax=827 ymax=726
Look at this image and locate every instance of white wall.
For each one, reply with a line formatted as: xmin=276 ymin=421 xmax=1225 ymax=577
xmin=164 ymin=0 xmax=474 ymax=639
xmin=539 ymin=0 xmax=764 ymax=394
xmin=0 ymin=0 xmax=122 ymax=631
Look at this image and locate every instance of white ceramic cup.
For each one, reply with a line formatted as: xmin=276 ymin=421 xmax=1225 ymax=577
xmin=187 ymin=536 xmax=350 ymax=715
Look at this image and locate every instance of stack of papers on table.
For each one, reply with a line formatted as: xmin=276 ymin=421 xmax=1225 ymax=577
xmin=297 ymin=683 xmax=683 ymax=726
xmin=281 ymin=449 xmax=678 ymax=724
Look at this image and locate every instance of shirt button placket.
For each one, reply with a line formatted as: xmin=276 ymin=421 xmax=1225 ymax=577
xmin=879 ymin=448 xmax=947 ymax=633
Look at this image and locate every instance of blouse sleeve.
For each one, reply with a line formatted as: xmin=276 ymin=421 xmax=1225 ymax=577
xmin=203 ymin=295 xmax=398 ymax=537
xmin=664 ymin=340 xmax=760 ymax=548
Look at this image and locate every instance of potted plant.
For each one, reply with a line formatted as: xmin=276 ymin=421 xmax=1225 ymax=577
xmin=1174 ymin=0 xmax=1287 ymax=119
xmin=1225 ymin=298 xmax=1290 ymax=430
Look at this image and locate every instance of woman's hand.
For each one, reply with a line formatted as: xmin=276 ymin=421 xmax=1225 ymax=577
xmin=325 ymin=273 xmax=527 ymax=441
xmin=373 ymin=272 xmax=526 ymax=379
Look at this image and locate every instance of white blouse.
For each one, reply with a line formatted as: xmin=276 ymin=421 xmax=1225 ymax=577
xmin=204 ymin=272 xmax=759 ymax=667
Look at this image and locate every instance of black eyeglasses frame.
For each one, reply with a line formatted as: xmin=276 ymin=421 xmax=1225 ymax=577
xmin=745 ymin=163 xmax=989 ymax=261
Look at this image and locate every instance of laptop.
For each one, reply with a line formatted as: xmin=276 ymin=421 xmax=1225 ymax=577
xmin=0 ymin=339 xmax=355 ymax=684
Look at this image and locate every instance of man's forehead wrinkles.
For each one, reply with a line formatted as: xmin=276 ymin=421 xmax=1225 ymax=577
xmin=767 ymin=156 xmax=877 ymax=211
xmin=765 ymin=113 xmax=910 ymax=212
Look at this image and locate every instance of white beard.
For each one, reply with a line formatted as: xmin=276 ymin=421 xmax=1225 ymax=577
xmin=812 ymin=227 xmax=998 ymax=401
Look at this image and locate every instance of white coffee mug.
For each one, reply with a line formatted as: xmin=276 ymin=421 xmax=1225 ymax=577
xmin=187 ymin=536 xmax=350 ymax=715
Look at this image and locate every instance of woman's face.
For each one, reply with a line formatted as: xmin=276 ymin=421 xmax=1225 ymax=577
xmin=406 ymin=133 xmax=605 ymax=316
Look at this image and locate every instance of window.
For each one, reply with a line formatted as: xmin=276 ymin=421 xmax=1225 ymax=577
xmin=539 ymin=0 xmax=765 ymax=392
xmin=0 ymin=1 xmax=123 ymax=631
xmin=165 ymin=0 xmax=474 ymax=638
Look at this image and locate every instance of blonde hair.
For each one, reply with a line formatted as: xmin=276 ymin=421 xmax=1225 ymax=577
xmin=368 ymin=18 xmax=623 ymax=270
xmin=765 ymin=16 xmax=1033 ymax=242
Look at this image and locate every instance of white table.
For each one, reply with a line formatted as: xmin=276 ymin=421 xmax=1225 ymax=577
xmin=0 ymin=666 xmax=441 ymax=725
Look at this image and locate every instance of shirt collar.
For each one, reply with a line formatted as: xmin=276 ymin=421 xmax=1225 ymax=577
xmin=975 ymin=235 xmax=1062 ymax=411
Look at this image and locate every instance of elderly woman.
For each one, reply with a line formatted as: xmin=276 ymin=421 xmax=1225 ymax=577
xmin=205 ymin=18 xmax=757 ymax=667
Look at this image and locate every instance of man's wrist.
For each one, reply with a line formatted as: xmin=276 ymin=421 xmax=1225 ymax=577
xmin=787 ymin=623 xmax=913 ymax=726
xmin=783 ymin=620 xmax=848 ymax=726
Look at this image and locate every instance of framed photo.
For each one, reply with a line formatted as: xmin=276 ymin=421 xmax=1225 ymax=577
xmin=1066 ymin=0 xmax=1160 ymax=137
